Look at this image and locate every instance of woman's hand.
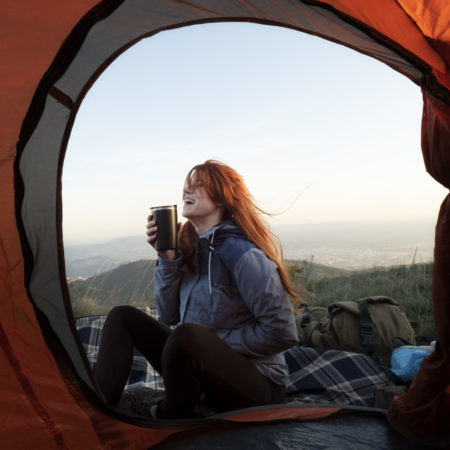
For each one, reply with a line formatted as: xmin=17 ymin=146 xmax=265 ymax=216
xmin=146 ymin=214 xmax=181 ymax=260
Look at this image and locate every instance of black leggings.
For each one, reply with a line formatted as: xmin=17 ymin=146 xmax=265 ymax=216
xmin=95 ymin=305 xmax=285 ymax=419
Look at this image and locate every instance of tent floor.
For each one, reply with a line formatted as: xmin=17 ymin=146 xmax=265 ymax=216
xmin=152 ymin=411 xmax=436 ymax=449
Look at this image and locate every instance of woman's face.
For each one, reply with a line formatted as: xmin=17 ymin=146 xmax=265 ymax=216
xmin=182 ymin=180 xmax=224 ymax=228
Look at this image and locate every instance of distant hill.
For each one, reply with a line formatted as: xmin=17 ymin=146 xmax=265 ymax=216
xmin=68 ymin=258 xmax=435 ymax=340
xmin=64 ymin=236 xmax=154 ymax=277
xmin=65 ymin=236 xmax=152 ymax=261
xmin=68 ymin=260 xmax=157 ymax=310
xmin=68 ymin=257 xmax=349 ymax=316
xmin=65 ymin=255 xmax=124 ymax=278
xmin=286 ymin=259 xmax=350 ymax=281
xmin=64 ymin=220 xmax=435 ymax=277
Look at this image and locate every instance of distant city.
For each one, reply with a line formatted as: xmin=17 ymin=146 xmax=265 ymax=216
xmin=64 ymin=219 xmax=435 ymax=278
xmin=282 ymin=245 xmax=432 ymax=270
xmin=273 ymin=220 xmax=434 ymax=269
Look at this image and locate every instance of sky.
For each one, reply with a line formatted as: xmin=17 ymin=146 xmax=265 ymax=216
xmin=62 ymin=22 xmax=447 ymax=245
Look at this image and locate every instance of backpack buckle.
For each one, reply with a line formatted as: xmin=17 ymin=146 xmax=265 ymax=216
xmin=360 ymin=322 xmax=374 ymax=346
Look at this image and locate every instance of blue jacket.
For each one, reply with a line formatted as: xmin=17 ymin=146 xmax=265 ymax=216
xmin=155 ymin=220 xmax=299 ymax=385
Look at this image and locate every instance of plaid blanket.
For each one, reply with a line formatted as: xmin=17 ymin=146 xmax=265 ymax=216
xmin=76 ymin=306 xmax=164 ymax=390
xmin=76 ymin=307 xmax=392 ymax=408
xmin=285 ymin=346 xmax=391 ymax=406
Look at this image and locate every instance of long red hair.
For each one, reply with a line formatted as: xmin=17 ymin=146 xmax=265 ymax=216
xmin=178 ymin=159 xmax=300 ymax=299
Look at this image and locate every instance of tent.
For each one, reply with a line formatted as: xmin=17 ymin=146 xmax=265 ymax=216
xmin=1 ymin=1 xmax=449 ymax=448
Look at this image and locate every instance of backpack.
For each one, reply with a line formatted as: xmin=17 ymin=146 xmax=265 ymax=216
xmin=296 ymin=296 xmax=416 ymax=365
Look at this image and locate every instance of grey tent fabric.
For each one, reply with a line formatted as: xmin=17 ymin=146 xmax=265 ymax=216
xmin=18 ymin=0 xmax=430 ymax=391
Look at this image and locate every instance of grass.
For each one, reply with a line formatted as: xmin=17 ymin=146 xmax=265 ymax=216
xmin=71 ymin=297 xmax=108 ymax=318
xmin=69 ymin=258 xmax=436 ymax=343
xmin=289 ymin=260 xmax=435 ymax=343
xmin=68 ymin=260 xmax=156 ymax=317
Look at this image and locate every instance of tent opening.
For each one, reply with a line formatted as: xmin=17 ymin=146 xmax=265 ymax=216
xmin=62 ymin=23 xmax=441 ymax=388
xmin=4 ymin=2 xmax=449 ymax=447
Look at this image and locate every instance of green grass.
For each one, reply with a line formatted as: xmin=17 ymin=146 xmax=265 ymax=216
xmin=69 ymin=258 xmax=436 ymax=343
xmin=289 ymin=261 xmax=435 ymax=342
xmin=71 ymin=297 xmax=108 ymax=318
xmin=68 ymin=260 xmax=157 ymax=317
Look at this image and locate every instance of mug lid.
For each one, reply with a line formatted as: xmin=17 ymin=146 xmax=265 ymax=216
xmin=150 ymin=205 xmax=177 ymax=211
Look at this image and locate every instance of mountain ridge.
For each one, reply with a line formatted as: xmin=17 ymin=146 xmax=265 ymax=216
xmin=64 ymin=219 xmax=434 ymax=277
xmin=68 ymin=257 xmax=349 ymax=308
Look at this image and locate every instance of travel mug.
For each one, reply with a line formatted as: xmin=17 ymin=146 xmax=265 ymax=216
xmin=149 ymin=205 xmax=178 ymax=251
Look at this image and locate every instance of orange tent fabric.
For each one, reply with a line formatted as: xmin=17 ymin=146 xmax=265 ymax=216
xmin=1 ymin=1 xmax=449 ymax=448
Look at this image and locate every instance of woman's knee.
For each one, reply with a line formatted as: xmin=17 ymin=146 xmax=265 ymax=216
xmin=103 ymin=305 xmax=140 ymax=328
xmin=163 ymin=323 xmax=210 ymax=358
xmin=107 ymin=304 xmax=136 ymax=316
xmin=173 ymin=323 xmax=208 ymax=342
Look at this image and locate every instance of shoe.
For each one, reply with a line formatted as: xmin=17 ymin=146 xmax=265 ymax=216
xmin=118 ymin=388 xmax=164 ymax=419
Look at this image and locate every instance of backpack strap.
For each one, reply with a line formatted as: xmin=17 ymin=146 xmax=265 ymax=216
xmin=295 ymin=305 xmax=326 ymax=347
xmin=358 ymin=299 xmax=374 ymax=348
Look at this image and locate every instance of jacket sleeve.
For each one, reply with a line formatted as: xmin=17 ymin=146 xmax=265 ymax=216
xmin=225 ymin=248 xmax=299 ymax=358
xmin=154 ymin=251 xmax=183 ymax=325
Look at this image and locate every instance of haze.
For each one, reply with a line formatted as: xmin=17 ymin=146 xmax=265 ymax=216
xmin=62 ymin=22 xmax=446 ymax=246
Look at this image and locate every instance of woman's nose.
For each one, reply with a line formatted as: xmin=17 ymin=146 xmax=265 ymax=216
xmin=183 ymin=185 xmax=192 ymax=194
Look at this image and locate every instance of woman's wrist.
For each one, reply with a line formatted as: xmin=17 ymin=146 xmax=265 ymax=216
xmin=157 ymin=248 xmax=182 ymax=262
xmin=158 ymin=249 xmax=176 ymax=260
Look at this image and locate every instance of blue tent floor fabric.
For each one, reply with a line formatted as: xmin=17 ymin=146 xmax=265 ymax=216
xmin=76 ymin=306 xmax=395 ymax=414
xmin=150 ymin=411 xmax=437 ymax=450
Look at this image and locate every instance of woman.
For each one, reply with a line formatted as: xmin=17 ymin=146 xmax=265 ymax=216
xmin=95 ymin=160 xmax=299 ymax=419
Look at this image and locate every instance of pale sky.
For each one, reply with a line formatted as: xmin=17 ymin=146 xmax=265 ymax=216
xmin=63 ymin=22 xmax=447 ymax=245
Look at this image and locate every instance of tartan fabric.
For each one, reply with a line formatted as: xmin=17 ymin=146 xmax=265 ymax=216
xmin=285 ymin=346 xmax=392 ymax=406
xmin=76 ymin=306 xmax=164 ymax=390
xmin=76 ymin=308 xmax=392 ymax=407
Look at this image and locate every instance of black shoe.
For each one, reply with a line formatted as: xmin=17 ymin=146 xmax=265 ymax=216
xmin=118 ymin=388 xmax=164 ymax=419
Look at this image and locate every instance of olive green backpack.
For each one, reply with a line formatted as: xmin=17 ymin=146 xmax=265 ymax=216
xmin=296 ymin=296 xmax=416 ymax=365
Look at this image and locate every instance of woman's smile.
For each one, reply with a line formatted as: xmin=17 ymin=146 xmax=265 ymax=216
xmin=182 ymin=196 xmax=196 ymax=215
xmin=182 ymin=182 xmax=224 ymax=234
xmin=183 ymin=196 xmax=195 ymax=206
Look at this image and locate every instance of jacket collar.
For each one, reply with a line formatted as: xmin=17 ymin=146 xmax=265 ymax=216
xmin=198 ymin=220 xmax=244 ymax=241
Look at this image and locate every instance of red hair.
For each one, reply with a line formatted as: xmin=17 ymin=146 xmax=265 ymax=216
xmin=178 ymin=159 xmax=299 ymax=298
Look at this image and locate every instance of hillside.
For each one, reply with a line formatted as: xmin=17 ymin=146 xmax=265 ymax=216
xmin=69 ymin=259 xmax=435 ymax=342
xmin=69 ymin=260 xmax=157 ymax=316
xmin=64 ymin=237 xmax=153 ymax=278
xmin=69 ymin=258 xmax=349 ymax=317
xmin=64 ymin=220 xmax=435 ymax=277
xmin=286 ymin=258 xmax=350 ymax=281
xmin=65 ymin=255 xmax=124 ymax=278
xmin=302 ymin=262 xmax=435 ymax=340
